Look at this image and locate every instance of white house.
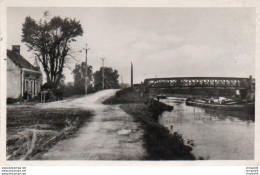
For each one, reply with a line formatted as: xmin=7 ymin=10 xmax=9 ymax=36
xmin=7 ymin=45 xmax=42 ymax=99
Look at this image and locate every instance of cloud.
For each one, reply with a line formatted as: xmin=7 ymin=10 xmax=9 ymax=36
xmin=130 ymin=32 xmax=183 ymax=53
xmin=132 ymin=43 xmax=254 ymax=79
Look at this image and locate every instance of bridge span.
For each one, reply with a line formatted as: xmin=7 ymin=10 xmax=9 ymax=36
xmin=144 ymin=77 xmax=253 ymax=90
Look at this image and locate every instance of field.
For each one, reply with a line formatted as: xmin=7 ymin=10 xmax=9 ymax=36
xmin=7 ymin=106 xmax=92 ymax=160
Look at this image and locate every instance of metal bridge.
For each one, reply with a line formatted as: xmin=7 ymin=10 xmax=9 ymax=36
xmin=144 ymin=77 xmax=253 ymax=90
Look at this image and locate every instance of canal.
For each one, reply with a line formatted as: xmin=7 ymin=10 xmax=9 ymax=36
xmin=159 ymin=97 xmax=254 ymax=160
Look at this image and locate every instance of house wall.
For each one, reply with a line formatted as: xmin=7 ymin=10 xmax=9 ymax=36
xmin=7 ymin=58 xmax=22 ymax=98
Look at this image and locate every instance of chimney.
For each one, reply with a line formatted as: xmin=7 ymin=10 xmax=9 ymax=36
xmin=12 ymin=45 xmax=20 ymax=54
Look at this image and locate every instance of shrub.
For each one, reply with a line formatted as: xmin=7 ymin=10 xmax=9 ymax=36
xmin=103 ymin=88 xmax=144 ymax=104
xmin=7 ymin=98 xmax=20 ymax=104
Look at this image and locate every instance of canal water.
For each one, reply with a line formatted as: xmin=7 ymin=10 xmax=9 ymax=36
xmin=159 ymin=97 xmax=254 ymax=160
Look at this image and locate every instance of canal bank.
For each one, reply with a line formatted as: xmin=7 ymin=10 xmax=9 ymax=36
xmin=105 ymin=88 xmax=254 ymax=160
xmin=159 ymin=97 xmax=254 ymax=160
xmin=104 ymin=88 xmax=195 ymax=160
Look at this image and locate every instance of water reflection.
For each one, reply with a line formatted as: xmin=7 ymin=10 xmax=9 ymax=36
xmin=159 ymin=97 xmax=255 ymax=160
xmin=204 ymin=109 xmax=254 ymax=122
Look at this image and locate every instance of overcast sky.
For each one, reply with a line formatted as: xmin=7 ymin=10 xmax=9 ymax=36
xmin=7 ymin=7 xmax=255 ymax=84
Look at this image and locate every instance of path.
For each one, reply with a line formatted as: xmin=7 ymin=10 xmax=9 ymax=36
xmin=37 ymin=89 xmax=146 ymax=160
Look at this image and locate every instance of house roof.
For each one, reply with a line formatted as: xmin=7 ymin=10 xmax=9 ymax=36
xmin=7 ymin=49 xmax=40 ymax=71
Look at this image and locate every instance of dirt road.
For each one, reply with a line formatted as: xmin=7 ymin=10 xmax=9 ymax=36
xmin=37 ymin=89 xmax=146 ymax=160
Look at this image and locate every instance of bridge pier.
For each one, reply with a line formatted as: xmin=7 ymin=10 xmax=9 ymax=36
xmin=247 ymin=75 xmax=255 ymax=101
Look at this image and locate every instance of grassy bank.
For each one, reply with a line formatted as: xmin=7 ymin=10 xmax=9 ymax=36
xmin=7 ymin=107 xmax=92 ymax=160
xmin=104 ymin=88 xmax=195 ymax=160
xmin=103 ymin=88 xmax=143 ymax=104
xmin=121 ymin=104 xmax=195 ymax=160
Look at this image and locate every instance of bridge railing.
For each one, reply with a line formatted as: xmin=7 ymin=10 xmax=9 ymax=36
xmin=144 ymin=77 xmax=251 ymax=89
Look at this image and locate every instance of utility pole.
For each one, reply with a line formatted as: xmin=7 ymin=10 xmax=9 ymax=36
xmin=121 ymin=75 xmax=123 ymax=84
xmin=83 ymin=44 xmax=90 ymax=94
xmin=131 ymin=62 xmax=133 ymax=88
xmin=100 ymin=57 xmax=106 ymax=89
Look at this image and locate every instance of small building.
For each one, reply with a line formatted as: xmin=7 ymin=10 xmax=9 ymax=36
xmin=7 ymin=45 xmax=42 ymax=99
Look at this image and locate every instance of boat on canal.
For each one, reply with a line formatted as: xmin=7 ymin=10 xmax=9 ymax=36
xmin=157 ymin=94 xmax=167 ymax=99
xmin=186 ymin=98 xmax=255 ymax=113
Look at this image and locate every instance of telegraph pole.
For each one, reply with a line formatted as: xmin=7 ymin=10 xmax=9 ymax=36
xmin=83 ymin=44 xmax=90 ymax=94
xmin=100 ymin=57 xmax=106 ymax=89
xmin=131 ymin=62 xmax=133 ymax=88
xmin=121 ymin=75 xmax=123 ymax=84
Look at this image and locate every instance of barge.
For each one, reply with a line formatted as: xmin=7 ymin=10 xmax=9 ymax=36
xmin=186 ymin=98 xmax=255 ymax=113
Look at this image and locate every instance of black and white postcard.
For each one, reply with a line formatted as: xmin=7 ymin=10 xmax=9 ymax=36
xmin=0 ymin=0 xmax=259 ymax=173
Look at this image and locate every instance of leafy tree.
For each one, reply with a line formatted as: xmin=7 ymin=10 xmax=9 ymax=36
xmin=72 ymin=62 xmax=93 ymax=94
xmin=21 ymin=12 xmax=83 ymax=88
xmin=94 ymin=67 xmax=119 ymax=90
xmin=119 ymin=83 xmax=130 ymax=89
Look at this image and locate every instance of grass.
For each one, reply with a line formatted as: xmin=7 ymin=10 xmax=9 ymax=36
xmin=7 ymin=107 xmax=92 ymax=160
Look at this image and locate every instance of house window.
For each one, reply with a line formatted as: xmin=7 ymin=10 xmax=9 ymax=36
xmin=35 ymin=81 xmax=38 ymax=95
xmin=31 ymin=81 xmax=34 ymax=95
xmin=25 ymin=80 xmax=29 ymax=92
